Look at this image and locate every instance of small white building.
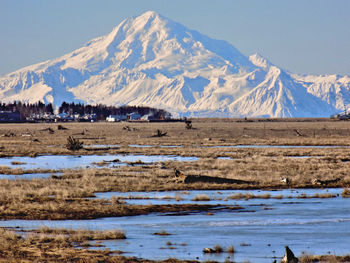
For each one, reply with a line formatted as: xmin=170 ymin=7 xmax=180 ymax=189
xmin=106 ymin=114 xmax=127 ymax=122
xmin=140 ymin=114 xmax=155 ymax=121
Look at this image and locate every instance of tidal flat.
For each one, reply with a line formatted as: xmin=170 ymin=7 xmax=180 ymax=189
xmin=0 ymin=119 xmax=350 ymax=262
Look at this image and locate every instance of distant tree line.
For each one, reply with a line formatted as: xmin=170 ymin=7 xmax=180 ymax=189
xmin=0 ymin=101 xmax=53 ymax=117
xmin=59 ymin=102 xmax=170 ymax=120
xmin=0 ymin=101 xmax=170 ymax=120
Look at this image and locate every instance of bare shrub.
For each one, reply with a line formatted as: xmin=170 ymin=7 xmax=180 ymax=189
xmin=66 ymin=136 xmax=83 ymax=151
xmin=185 ymin=120 xmax=192 ymax=129
xmin=227 ymin=245 xmax=235 ymax=253
xmin=214 ymin=244 xmax=223 ymax=253
xmin=153 ymin=130 xmax=167 ymax=137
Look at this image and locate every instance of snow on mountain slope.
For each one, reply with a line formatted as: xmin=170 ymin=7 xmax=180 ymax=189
xmin=292 ymin=74 xmax=350 ymax=112
xmin=0 ymin=11 xmax=348 ymax=117
xmin=228 ymin=54 xmax=337 ymax=117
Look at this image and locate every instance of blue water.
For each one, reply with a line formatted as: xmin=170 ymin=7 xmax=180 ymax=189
xmin=92 ymin=188 xmax=340 ymax=205
xmin=0 ymin=173 xmax=62 ymax=180
xmin=2 ymin=188 xmax=349 ymax=262
xmin=0 ymin=154 xmax=198 ymax=170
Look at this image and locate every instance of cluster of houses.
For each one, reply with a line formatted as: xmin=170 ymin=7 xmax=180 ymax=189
xmin=105 ymin=112 xmax=163 ymax=122
xmin=331 ymin=111 xmax=350 ymax=120
xmin=25 ymin=112 xmax=98 ymax=122
xmin=0 ymin=110 xmax=173 ymax=123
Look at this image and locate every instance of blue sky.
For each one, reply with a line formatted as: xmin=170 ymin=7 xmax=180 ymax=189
xmin=0 ymin=0 xmax=349 ymax=76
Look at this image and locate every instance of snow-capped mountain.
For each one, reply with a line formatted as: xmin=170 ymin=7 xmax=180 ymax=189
xmin=0 ymin=11 xmax=349 ymax=117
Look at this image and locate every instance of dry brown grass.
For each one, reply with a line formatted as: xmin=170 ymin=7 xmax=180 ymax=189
xmin=0 ymin=227 xmax=196 ymax=263
xmin=192 ymin=194 xmax=211 ymax=201
xmin=0 ymin=168 xmax=234 ymax=220
xmin=299 ymin=252 xmax=350 ymax=263
xmin=296 ymin=193 xmax=337 ymax=199
xmin=1 ymin=119 xmax=350 ymax=157
xmin=1 ymin=121 xmax=350 ymax=191
xmin=37 ymin=226 xmax=126 ymax=240
xmin=226 ymin=245 xmax=235 ymax=254
xmin=153 ymin=230 xmax=172 ymax=236
xmin=225 ymin=193 xmax=271 ymax=200
xmin=1 ymin=120 xmax=350 ymax=221
xmin=0 ymin=166 xmax=59 ymax=175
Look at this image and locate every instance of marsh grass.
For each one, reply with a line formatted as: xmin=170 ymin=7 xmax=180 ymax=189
xmin=299 ymin=253 xmax=350 ymax=263
xmin=213 ymin=244 xmax=223 ymax=253
xmin=0 ymin=166 xmax=59 ymax=175
xmin=10 ymin=161 xmax=27 ymax=165
xmin=92 ymin=161 xmax=111 ymax=167
xmin=0 ymin=173 xmax=227 ymax=219
xmin=3 ymin=120 xmax=350 ymax=157
xmin=225 ymin=193 xmax=271 ymax=200
xmin=203 ymin=245 xmax=229 ymax=254
xmin=37 ymin=227 xmax=126 ymax=240
xmin=226 ymin=245 xmax=235 ymax=253
xmin=127 ymin=159 xmax=146 ymax=166
xmin=342 ymin=188 xmax=350 ymax=197
xmin=192 ymin=194 xmax=211 ymax=201
xmin=153 ymin=230 xmax=172 ymax=236
xmin=296 ymin=193 xmax=337 ymax=199
xmin=0 ymin=227 xmax=130 ymax=262
xmin=240 ymin=243 xmax=251 ymax=246
xmin=175 ymin=194 xmax=184 ymax=201
xmin=1 ymin=120 xmax=350 ymax=221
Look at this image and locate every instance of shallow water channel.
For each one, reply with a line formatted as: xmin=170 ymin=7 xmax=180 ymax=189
xmin=0 ymin=154 xmax=198 ymax=170
xmin=2 ymin=188 xmax=350 ymax=262
xmin=0 ymin=173 xmax=62 ymax=180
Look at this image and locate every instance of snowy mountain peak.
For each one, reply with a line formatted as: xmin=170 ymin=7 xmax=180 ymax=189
xmin=0 ymin=11 xmax=349 ymax=117
xmin=249 ymin=53 xmax=272 ymax=70
xmin=139 ymin=10 xmax=159 ymax=18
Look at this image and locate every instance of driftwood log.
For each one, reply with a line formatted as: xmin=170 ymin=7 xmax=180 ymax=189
xmin=312 ymin=178 xmax=341 ymax=186
xmin=182 ymin=175 xmax=251 ymax=184
xmin=174 ymin=169 xmax=251 ymax=184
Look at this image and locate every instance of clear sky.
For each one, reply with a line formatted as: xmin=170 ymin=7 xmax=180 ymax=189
xmin=0 ymin=0 xmax=349 ymax=76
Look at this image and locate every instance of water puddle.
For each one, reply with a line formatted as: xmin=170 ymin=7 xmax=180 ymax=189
xmin=2 ymin=188 xmax=349 ymax=262
xmin=203 ymin=145 xmax=350 ymax=149
xmin=0 ymin=154 xmax=198 ymax=170
xmin=93 ymin=189 xmax=340 ymax=205
xmin=217 ymin=157 xmax=231 ymax=160
xmin=128 ymin=144 xmax=183 ymax=148
xmin=0 ymin=173 xmax=62 ymax=180
xmin=285 ymin=155 xmax=323 ymax=159
xmin=159 ymin=145 xmax=183 ymax=148
xmin=128 ymin=144 xmax=153 ymax=148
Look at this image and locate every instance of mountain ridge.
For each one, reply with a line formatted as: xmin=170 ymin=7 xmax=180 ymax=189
xmin=0 ymin=11 xmax=349 ymax=117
